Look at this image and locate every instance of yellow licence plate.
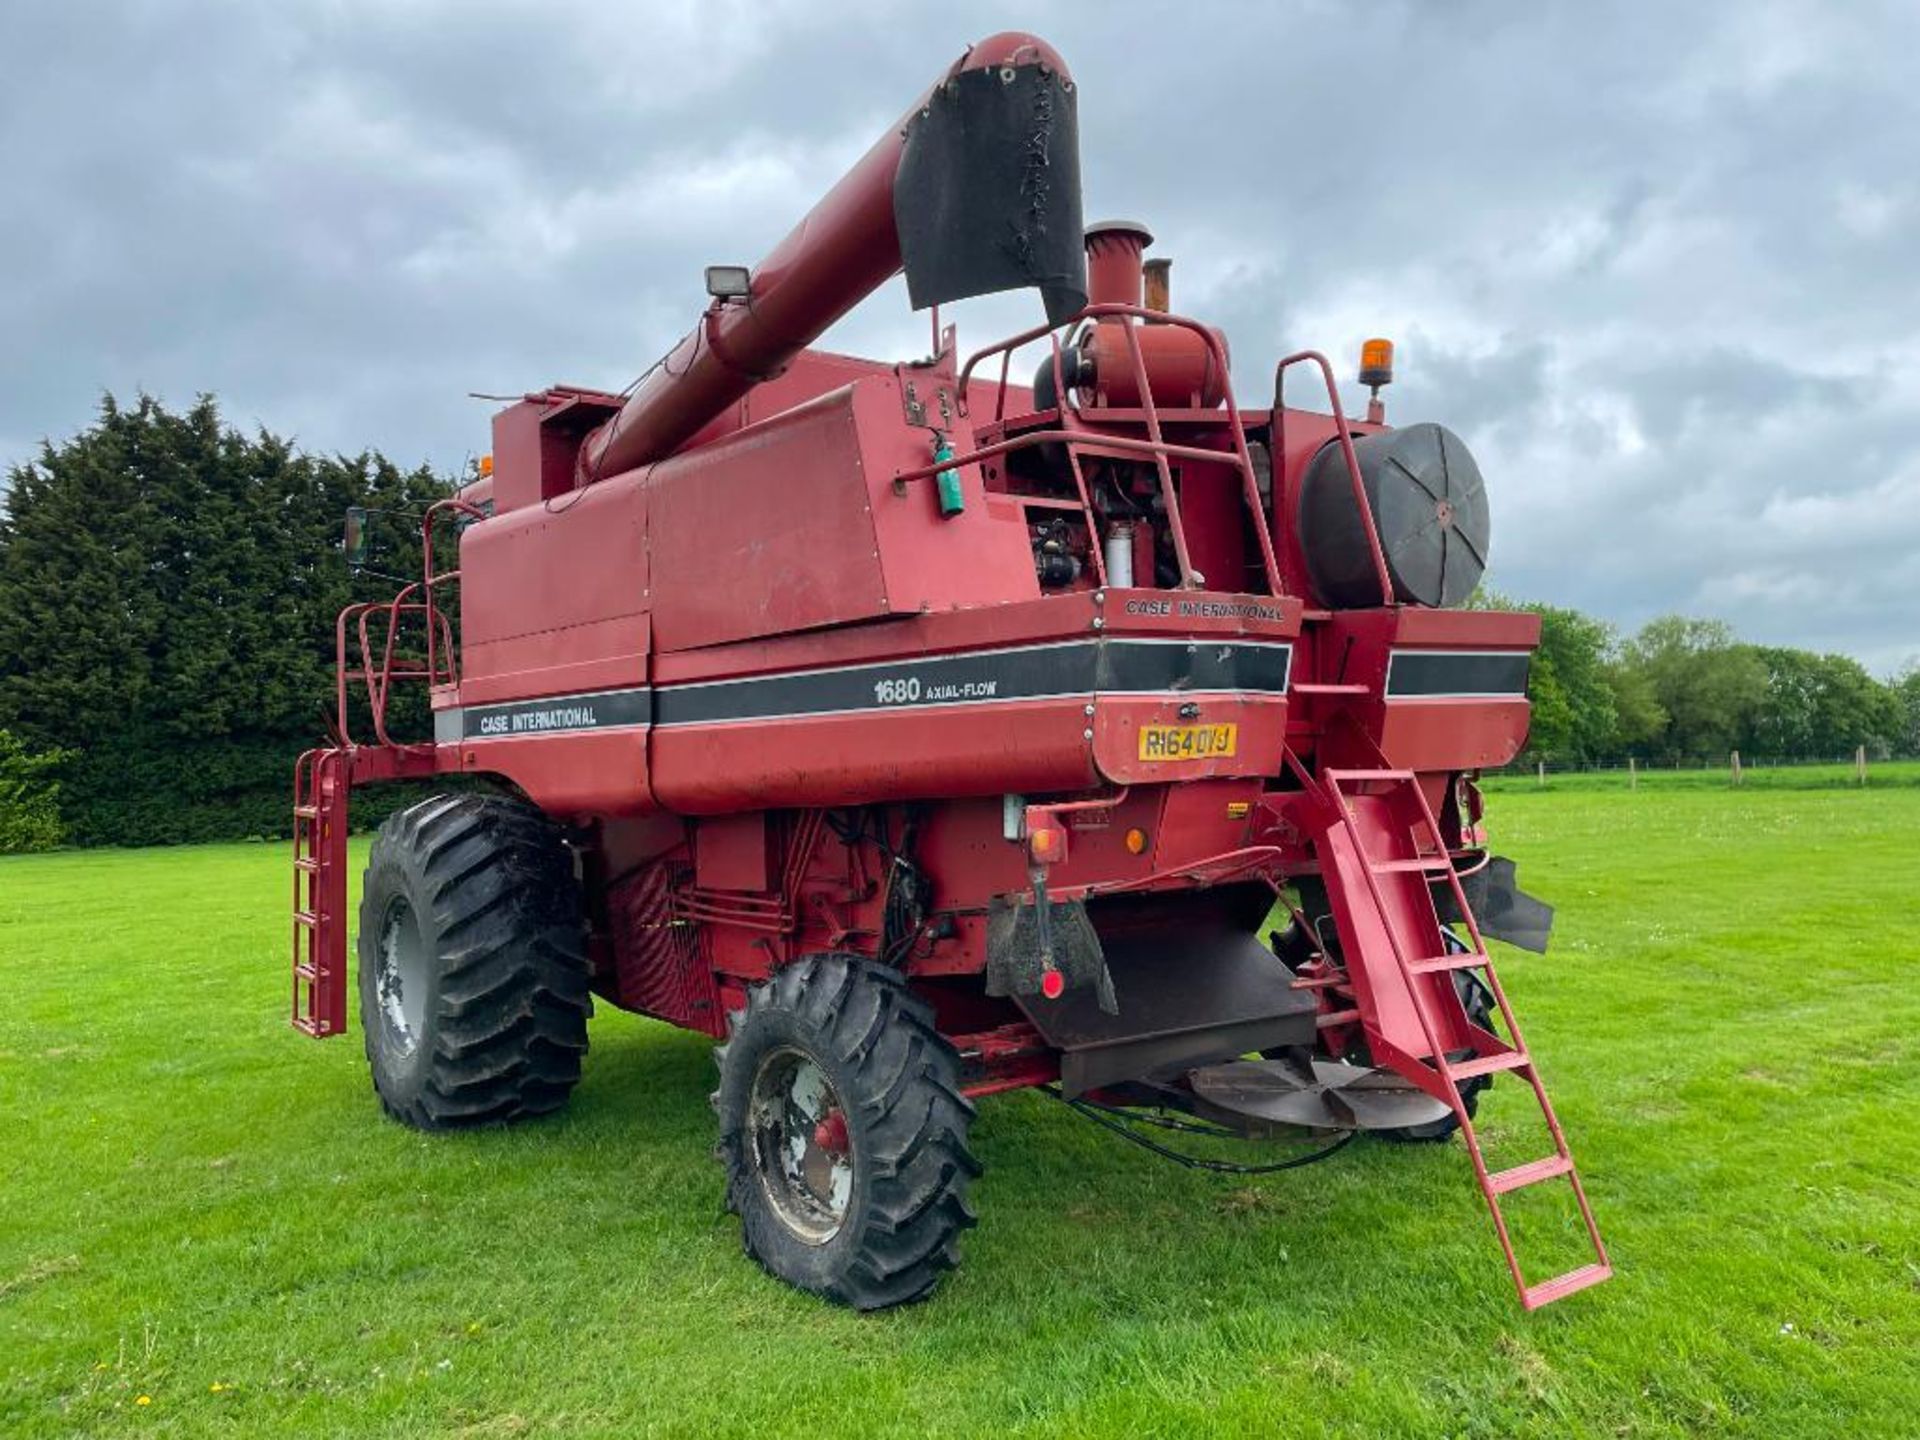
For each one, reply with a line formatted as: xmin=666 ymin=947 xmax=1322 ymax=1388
xmin=1138 ymin=723 xmax=1238 ymax=761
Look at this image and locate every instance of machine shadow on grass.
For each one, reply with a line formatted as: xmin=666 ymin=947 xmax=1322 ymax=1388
xmin=539 ymin=1010 xmax=1507 ymax=1321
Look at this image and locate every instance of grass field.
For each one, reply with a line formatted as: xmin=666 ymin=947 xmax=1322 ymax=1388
xmin=1482 ymin=757 xmax=1920 ymax=794
xmin=3 ymin=780 xmax=1918 ymax=1438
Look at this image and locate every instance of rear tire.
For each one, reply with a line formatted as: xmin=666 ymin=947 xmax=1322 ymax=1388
xmin=1377 ymin=969 xmax=1496 ymax=1144
xmin=714 ymin=955 xmax=980 ymax=1310
xmin=357 ymin=793 xmax=591 ymax=1130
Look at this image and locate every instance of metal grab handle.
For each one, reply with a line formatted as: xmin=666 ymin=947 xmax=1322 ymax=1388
xmin=1273 ymin=352 xmax=1393 ymax=606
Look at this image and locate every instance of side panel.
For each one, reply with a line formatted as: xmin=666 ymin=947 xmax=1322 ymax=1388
xmin=647 ymin=388 xmax=884 ymax=651
xmin=1089 ymin=638 xmax=1292 ymax=785
xmin=444 ymin=458 xmax=655 ymax=817
xmin=434 ymin=632 xmax=654 ymax=821
xmin=1307 ymin=608 xmax=1538 ymax=773
xmin=654 ymin=700 xmax=1096 ymax=814
xmin=459 ymin=728 xmax=654 ymax=821
xmin=645 ymin=378 xmax=1036 ymax=652
xmin=458 ymin=465 xmax=650 ymax=706
xmin=677 ymin=348 xmax=896 ymax=451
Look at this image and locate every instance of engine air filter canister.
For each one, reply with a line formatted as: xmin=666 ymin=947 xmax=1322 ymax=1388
xmin=1298 ymin=422 xmax=1490 ymax=609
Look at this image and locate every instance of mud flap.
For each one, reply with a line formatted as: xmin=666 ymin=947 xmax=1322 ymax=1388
xmin=1435 ymin=855 xmax=1555 ymax=954
xmin=986 ymin=895 xmax=1116 ymax=1013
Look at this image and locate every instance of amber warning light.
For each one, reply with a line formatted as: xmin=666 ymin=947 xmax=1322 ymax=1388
xmin=1359 ymin=338 xmax=1395 ymax=390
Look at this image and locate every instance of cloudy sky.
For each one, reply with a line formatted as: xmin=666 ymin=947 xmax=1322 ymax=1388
xmin=3 ymin=0 xmax=1915 ymax=672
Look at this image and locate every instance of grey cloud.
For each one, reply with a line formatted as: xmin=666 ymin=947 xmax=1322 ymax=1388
xmin=3 ymin=0 xmax=1915 ymax=672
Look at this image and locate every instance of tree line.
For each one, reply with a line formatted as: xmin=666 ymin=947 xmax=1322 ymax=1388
xmin=1505 ymin=599 xmax=1919 ymax=767
xmin=0 ymin=395 xmax=1915 ymax=850
xmin=0 ymin=395 xmax=445 ymax=848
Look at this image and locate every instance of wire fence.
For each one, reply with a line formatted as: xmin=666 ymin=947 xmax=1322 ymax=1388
xmin=1481 ymin=752 xmax=1920 ymax=793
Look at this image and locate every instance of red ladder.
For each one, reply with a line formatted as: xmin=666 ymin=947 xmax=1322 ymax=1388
xmin=1317 ymin=767 xmax=1611 ymax=1309
xmin=292 ymin=748 xmax=349 ymax=1037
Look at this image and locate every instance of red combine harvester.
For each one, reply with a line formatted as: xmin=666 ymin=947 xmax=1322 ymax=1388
xmin=292 ymin=32 xmax=1609 ymax=1310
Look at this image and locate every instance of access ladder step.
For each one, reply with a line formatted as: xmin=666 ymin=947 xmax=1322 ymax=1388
xmin=293 ymin=805 xmax=320 ymax=820
xmin=1409 ymin=949 xmax=1489 ymax=975
xmin=1449 ymin=1050 xmax=1530 ymax=1081
xmin=293 ymin=857 xmax=320 ymax=874
xmin=294 ymin=909 xmax=320 ymax=929
xmin=1369 ymin=856 xmax=1454 ymax=874
xmin=1310 ymin=755 xmax=1610 ymax=1307
xmin=1324 ymin=768 xmax=1416 ymax=786
xmin=1487 ymin=1154 xmax=1573 ymax=1195
xmin=1521 ymin=1262 xmax=1613 ymax=1311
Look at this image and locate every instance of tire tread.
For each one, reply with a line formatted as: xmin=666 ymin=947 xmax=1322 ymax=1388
xmin=358 ymin=793 xmax=591 ymax=1131
xmin=715 ymin=954 xmax=978 ymax=1311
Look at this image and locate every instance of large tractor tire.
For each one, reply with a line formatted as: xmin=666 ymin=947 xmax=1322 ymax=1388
xmin=357 ymin=793 xmax=592 ymax=1130
xmin=714 ymin=955 xmax=980 ymax=1310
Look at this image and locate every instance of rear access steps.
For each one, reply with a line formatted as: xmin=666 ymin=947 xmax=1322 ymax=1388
xmin=1315 ymin=767 xmax=1611 ymax=1310
xmin=292 ymin=748 xmax=349 ymax=1037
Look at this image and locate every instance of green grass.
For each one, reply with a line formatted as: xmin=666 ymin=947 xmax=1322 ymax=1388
xmin=1483 ymin=757 xmax=1920 ymax=793
xmin=3 ymin=784 xmax=1918 ymax=1438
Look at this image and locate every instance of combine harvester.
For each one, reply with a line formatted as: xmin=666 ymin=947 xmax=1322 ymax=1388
xmin=291 ymin=32 xmax=1608 ymax=1310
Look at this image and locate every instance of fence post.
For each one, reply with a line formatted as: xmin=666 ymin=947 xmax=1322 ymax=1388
xmin=1629 ymin=756 xmax=1637 ymax=790
xmin=1536 ymin=760 xmax=1546 ymax=788
xmin=1730 ymin=750 xmax=1743 ymax=787
xmin=1856 ymin=745 xmax=1868 ymax=786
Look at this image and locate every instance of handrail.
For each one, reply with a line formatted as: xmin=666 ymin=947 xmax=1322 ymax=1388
xmin=1273 ymin=352 xmax=1393 ymax=607
xmin=356 ymin=590 xmax=455 ymax=749
xmin=893 ymin=428 xmax=1258 ymax=485
xmin=939 ymin=303 xmax=1279 ymax=594
xmin=332 ymin=495 xmax=484 ymax=749
xmin=333 ymin=602 xmax=377 ymax=747
xmin=420 ymin=497 xmax=489 ymax=693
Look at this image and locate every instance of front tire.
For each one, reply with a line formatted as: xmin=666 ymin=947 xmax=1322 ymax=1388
xmin=714 ymin=956 xmax=980 ymax=1310
xmin=357 ymin=793 xmax=591 ymax=1130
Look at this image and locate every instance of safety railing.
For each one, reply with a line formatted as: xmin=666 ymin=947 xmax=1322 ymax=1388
xmin=893 ymin=304 xmax=1280 ymax=595
xmin=333 ymin=496 xmax=487 ymax=749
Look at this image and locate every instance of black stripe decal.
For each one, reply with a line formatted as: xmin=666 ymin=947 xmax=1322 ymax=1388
xmin=655 ymin=642 xmax=1092 ymax=727
xmin=1098 ymin=639 xmax=1292 ymax=696
xmin=436 ymin=641 xmax=1293 ymax=738
xmin=1386 ymin=650 xmax=1530 ymax=698
xmin=454 ymin=686 xmax=652 ymax=740
xmin=654 ymin=639 xmax=1291 ymax=727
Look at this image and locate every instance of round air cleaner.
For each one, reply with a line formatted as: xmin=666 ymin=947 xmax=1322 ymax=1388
xmin=1298 ymin=421 xmax=1490 ymax=609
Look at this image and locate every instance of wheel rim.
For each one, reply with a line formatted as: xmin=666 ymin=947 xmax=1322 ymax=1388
xmin=375 ymin=896 xmax=428 ymax=1052
xmin=748 ymin=1046 xmax=853 ymax=1245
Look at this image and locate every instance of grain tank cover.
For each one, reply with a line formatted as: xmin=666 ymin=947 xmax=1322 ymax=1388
xmin=1299 ymin=422 xmax=1490 ymax=609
